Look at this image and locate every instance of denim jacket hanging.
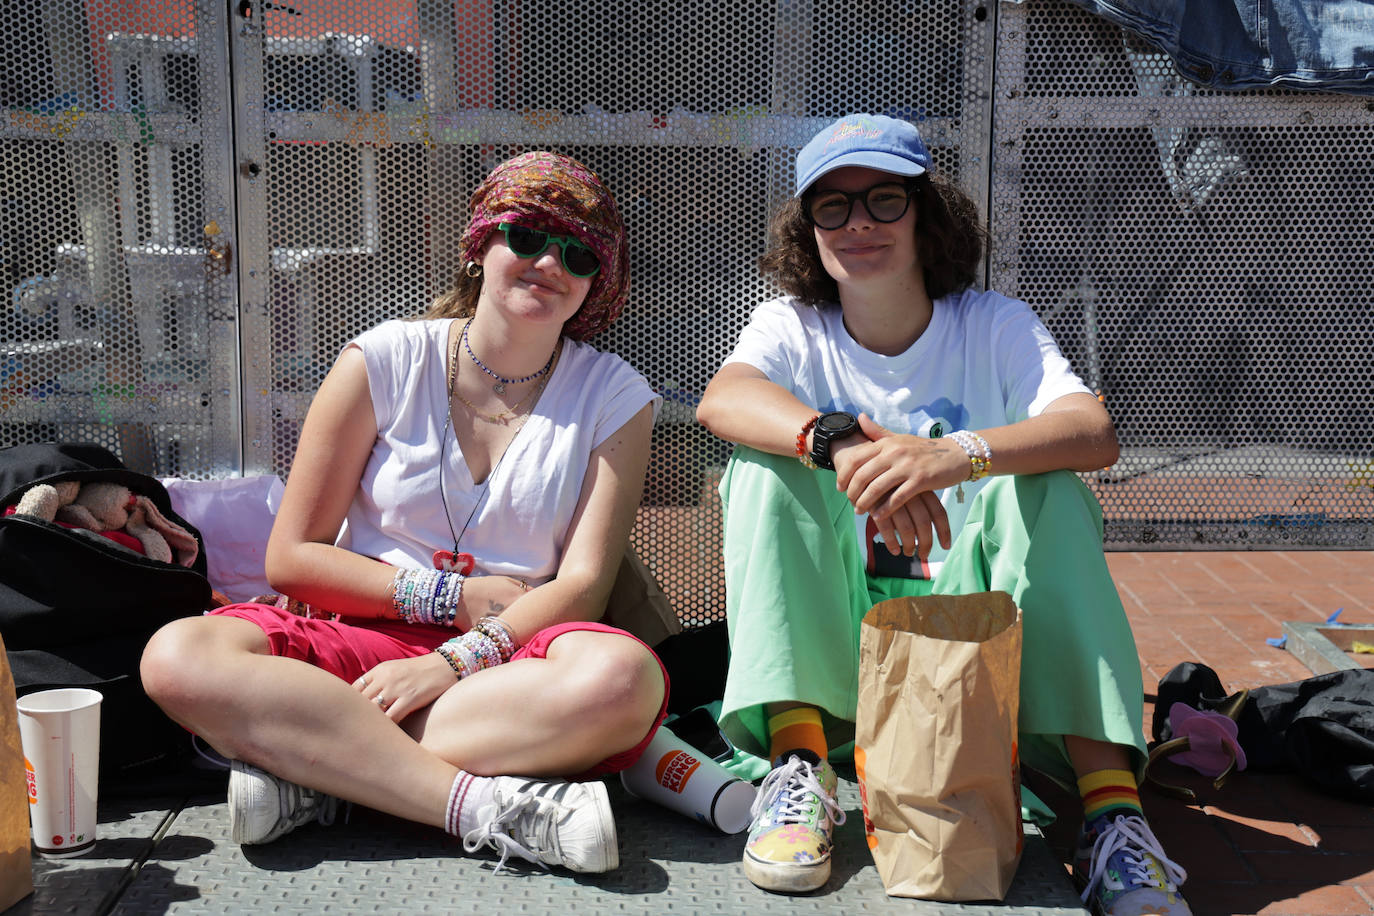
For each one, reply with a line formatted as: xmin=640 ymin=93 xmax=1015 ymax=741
xmin=1022 ymin=0 xmax=1374 ymax=94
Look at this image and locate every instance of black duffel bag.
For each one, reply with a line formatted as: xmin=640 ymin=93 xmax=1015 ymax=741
xmin=1154 ymin=660 xmax=1374 ymax=803
xmin=1 ymin=441 xmax=218 ymax=792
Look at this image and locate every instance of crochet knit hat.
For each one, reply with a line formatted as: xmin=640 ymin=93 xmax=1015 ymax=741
xmin=458 ymin=151 xmax=629 ymax=340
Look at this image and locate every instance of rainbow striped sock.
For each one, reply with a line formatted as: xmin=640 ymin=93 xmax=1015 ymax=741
xmin=767 ymin=707 xmax=827 ymax=764
xmin=1077 ymin=768 xmax=1143 ymax=824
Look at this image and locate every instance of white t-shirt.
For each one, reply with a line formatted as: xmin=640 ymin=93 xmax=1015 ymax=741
xmin=724 ymin=289 xmax=1091 ymax=576
xmin=336 ymin=319 xmax=660 ymax=584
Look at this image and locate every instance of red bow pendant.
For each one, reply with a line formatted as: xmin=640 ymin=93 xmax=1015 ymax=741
xmin=431 ymin=550 xmax=476 ymax=575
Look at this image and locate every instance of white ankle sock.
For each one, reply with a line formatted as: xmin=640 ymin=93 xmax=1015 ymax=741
xmin=446 ymin=771 xmax=496 ymax=837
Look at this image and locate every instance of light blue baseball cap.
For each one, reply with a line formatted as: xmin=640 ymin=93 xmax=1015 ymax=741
xmin=794 ymin=114 xmax=932 ymax=196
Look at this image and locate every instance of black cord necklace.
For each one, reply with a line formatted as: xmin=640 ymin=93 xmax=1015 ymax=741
xmin=432 ymin=320 xmax=556 ymax=573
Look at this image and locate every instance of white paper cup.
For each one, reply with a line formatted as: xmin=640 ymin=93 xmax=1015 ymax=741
xmin=17 ymin=687 xmax=103 ymax=857
xmin=621 ymin=725 xmax=757 ymax=834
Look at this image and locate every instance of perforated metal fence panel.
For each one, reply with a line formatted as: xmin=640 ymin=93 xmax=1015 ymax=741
xmin=2 ymin=1 xmax=1370 ymax=628
xmin=993 ymin=1 xmax=1374 ymax=551
xmin=226 ymin=0 xmax=995 ymax=625
xmin=2 ymin=0 xmax=238 ymax=476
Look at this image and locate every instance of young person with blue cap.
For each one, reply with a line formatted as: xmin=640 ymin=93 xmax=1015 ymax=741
xmin=697 ymin=114 xmax=1190 ymax=914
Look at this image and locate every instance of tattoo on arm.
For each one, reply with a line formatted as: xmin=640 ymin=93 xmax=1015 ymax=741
xmin=488 ymin=601 xmax=505 ymax=614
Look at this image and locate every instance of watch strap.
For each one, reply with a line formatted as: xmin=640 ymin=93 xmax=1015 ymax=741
xmin=810 ymin=411 xmax=857 ymax=471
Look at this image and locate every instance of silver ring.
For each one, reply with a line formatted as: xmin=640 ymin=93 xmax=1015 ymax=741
xmin=374 ymin=694 xmax=387 ymax=707
xmin=358 ymin=675 xmax=370 ymax=687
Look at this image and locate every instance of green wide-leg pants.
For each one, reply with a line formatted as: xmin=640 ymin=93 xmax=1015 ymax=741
xmin=717 ymin=446 xmax=1146 ymax=787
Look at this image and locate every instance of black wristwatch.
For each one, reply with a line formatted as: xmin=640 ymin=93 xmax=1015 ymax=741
xmin=810 ymin=411 xmax=859 ymax=470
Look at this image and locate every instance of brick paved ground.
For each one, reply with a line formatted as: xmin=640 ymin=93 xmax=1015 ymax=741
xmin=637 ymin=497 xmax=1374 ymax=915
xmin=1034 ymin=551 xmax=1374 ymax=916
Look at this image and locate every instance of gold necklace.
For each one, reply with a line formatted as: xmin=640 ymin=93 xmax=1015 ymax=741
xmin=454 ymin=368 xmax=551 ymax=424
xmin=447 ymin=322 xmax=559 ymax=425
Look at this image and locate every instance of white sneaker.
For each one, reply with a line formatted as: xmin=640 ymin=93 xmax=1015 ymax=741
xmin=228 ymin=760 xmax=339 ymax=845
xmin=462 ymin=776 xmax=618 ymax=874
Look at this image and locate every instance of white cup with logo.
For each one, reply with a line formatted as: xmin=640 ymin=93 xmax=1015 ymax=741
xmin=621 ymin=724 xmax=757 ymax=834
xmin=17 ymin=687 xmax=103 ymax=857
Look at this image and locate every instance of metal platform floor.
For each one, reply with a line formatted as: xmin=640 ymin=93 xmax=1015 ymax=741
xmin=14 ymin=774 xmax=1086 ymax=915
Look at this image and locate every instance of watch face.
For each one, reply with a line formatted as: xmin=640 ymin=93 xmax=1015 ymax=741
xmin=818 ymin=412 xmax=856 ymax=432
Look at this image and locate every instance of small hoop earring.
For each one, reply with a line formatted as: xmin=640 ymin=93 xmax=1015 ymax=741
xmin=464 ymin=261 xmax=483 ymax=279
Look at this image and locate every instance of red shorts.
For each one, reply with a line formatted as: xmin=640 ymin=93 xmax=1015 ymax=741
xmin=210 ymin=604 xmax=669 ymax=776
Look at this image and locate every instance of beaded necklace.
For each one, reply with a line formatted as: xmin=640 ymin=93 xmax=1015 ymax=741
xmin=449 ymin=333 xmax=553 ymax=425
xmin=463 ymin=318 xmax=556 ymax=394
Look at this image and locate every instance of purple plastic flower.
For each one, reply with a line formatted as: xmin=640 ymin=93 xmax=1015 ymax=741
xmin=1167 ymin=702 xmax=1247 ymax=778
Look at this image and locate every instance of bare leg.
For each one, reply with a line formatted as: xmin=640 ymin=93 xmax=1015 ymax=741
xmin=1064 ymin=734 xmax=1135 ymax=779
xmin=405 ymin=629 xmax=666 ymax=776
xmin=141 ymin=615 xmax=454 ymax=827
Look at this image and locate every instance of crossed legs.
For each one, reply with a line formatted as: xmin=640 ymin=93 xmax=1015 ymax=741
xmin=140 ymin=615 xmax=666 ymax=828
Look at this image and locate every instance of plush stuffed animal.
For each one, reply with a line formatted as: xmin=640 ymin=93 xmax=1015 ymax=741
xmin=13 ymin=480 xmax=199 ymax=567
xmin=13 ymin=481 xmax=79 ymax=522
xmin=13 ymin=480 xmax=80 ymax=518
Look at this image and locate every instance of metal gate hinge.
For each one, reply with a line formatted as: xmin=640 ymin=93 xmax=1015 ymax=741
xmin=204 ymin=222 xmax=232 ymax=278
xmin=204 ymin=242 xmax=232 ymax=278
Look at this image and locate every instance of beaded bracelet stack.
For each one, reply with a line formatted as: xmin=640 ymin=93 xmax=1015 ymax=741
xmin=390 ymin=567 xmax=465 ymax=627
xmin=947 ymin=429 xmax=992 ymax=480
xmin=795 ymin=414 xmax=821 ymax=469
xmin=435 ymin=616 xmax=519 ymax=680
xmin=947 ymin=429 xmax=992 ymax=503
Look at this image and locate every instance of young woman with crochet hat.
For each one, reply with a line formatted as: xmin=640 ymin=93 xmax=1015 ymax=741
xmin=141 ymin=152 xmax=666 ymax=874
xmin=697 ymin=114 xmax=1190 ymax=914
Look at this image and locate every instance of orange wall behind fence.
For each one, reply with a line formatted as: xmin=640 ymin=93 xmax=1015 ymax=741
xmin=83 ymin=2 xmax=485 ymax=106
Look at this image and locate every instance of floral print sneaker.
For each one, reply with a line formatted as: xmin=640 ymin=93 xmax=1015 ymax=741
xmin=742 ymin=749 xmax=847 ymax=893
xmin=1075 ymin=812 xmax=1192 ymax=915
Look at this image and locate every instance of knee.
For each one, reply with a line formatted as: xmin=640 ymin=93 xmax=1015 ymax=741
xmin=980 ymin=470 xmax=1101 ymax=528
xmin=1014 ymin=468 xmax=1093 ymax=504
xmin=723 ymin=448 xmax=845 ymax=547
xmin=986 ymin=468 xmax=1075 ymax=499
xmin=140 ymin=617 xmax=233 ymax=713
xmin=141 ymin=618 xmax=192 ymax=701
xmin=566 ymin=639 xmax=666 ymax=731
xmin=724 ymin=447 xmax=825 ymax=505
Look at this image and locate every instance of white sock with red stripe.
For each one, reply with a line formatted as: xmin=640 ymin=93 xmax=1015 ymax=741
xmin=445 ymin=770 xmax=497 ymax=837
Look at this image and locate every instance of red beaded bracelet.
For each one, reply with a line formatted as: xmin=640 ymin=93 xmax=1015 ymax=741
xmin=796 ymin=414 xmax=821 ymax=469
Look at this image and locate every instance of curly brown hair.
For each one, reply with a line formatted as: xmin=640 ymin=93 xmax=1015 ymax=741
xmin=758 ymin=173 xmax=988 ymax=305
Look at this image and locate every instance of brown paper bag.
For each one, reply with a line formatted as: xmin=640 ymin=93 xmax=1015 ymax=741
xmin=599 ymin=546 xmax=682 ymax=648
xmin=1 ymin=634 xmax=35 ymax=910
xmin=855 ymin=592 xmax=1023 ymax=901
